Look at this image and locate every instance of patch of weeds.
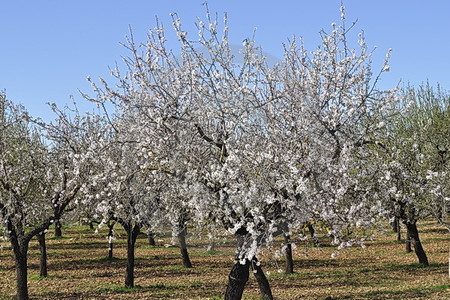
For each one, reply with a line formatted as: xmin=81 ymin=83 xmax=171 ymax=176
xmin=166 ymin=265 xmax=190 ymax=271
xmin=242 ymin=294 xmax=262 ymax=299
xmin=94 ymin=256 xmax=124 ymax=262
xmin=153 ymin=283 xmax=167 ymax=289
xmin=139 ymin=245 xmax=160 ymax=249
xmin=267 ymin=271 xmax=305 ymax=279
xmin=199 ymin=250 xmax=221 ymax=256
xmin=427 ymin=284 xmax=450 ymax=291
xmin=48 ymin=236 xmax=70 ymax=240
xmin=425 ymin=236 xmax=450 ymax=242
xmin=97 ymin=284 xmax=134 ymax=294
xmin=190 ymin=281 xmax=203 ymax=287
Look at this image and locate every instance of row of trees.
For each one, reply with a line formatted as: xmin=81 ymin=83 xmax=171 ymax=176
xmin=1 ymin=7 xmax=449 ymax=300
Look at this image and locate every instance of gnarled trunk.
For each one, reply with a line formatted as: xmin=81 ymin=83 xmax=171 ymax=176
xmin=406 ymin=222 xmax=429 ymax=266
xmin=178 ymin=225 xmax=193 ymax=268
xmin=225 ymin=234 xmax=273 ymax=299
xmin=225 ymin=258 xmax=250 ymax=300
xmin=225 ymin=234 xmax=250 ymax=299
xmin=36 ymin=232 xmax=48 ymax=277
xmin=251 ymin=257 xmax=273 ymax=300
xmin=10 ymin=232 xmax=29 ymax=300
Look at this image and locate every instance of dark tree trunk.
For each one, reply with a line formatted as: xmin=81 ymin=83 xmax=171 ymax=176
xmin=225 ymin=259 xmax=250 ymax=300
xmin=107 ymin=222 xmax=115 ymax=260
xmin=251 ymin=257 xmax=273 ymax=300
xmin=108 ymin=239 xmax=114 ymax=260
xmin=54 ymin=219 xmax=62 ymax=237
xmin=405 ymin=229 xmax=412 ymax=253
xmin=16 ymin=249 xmax=28 ymax=300
xmin=10 ymin=232 xmax=29 ymax=300
xmin=391 ymin=217 xmax=401 ymax=241
xmin=36 ymin=232 xmax=48 ymax=277
xmin=124 ymin=224 xmax=140 ymax=288
xmin=406 ymin=222 xmax=429 ymax=266
xmin=391 ymin=217 xmax=398 ymax=232
xmin=147 ymin=231 xmax=156 ymax=246
xmin=225 ymin=234 xmax=250 ymax=300
xmin=284 ymin=233 xmax=294 ymax=274
xmin=307 ymin=223 xmax=315 ymax=238
xmin=89 ymin=221 xmax=95 ymax=230
xmin=178 ymin=226 xmax=193 ymax=268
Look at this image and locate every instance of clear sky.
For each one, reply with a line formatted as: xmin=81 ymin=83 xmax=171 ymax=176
xmin=1 ymin=0 xmax=449 ymax=121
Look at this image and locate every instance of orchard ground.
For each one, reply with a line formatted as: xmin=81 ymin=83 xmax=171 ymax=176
xmin=0 ymin=221 xmax=449 ymax=299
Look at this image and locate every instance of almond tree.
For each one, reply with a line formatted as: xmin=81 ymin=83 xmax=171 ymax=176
xmin=377 ymin=84 xmax=450 ymax=265
xmin=0 ymin=93 xmax=101 ymax=300
xmin=271 ymin=11 xmax=399 ymax=250
xmin=86 ymin=111 xmax=167 ymax=288
xmin=85 ymin=6 xmax=402 ymax=299
xmin=0 ymin=94 xmax=49 ymax=300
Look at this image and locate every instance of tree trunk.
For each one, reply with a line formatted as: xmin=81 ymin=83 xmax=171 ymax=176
xmin=225 ymin=258 xmax=250 ymax=300
xmin=391 ymin=217 xmax=398 ymax=232
xmin=108 ymin=239 xmax=114 ymax=260
xmin=406 ymin=222 xmax=429 ymax=266
xmin=284 ymin=234 xmax=294 ymax=274
xmin=16 ymin=250 xmax=28 ymax=300
xmin=10 ymin=233 xmax=29 ymax=300
xmin=107 ymin=222 xmax=115 ymax=260
xmin=178 ymin=226 xmax=193 ymax=268
xmin=405 ymin=229 xmax=412 ymax=253
xmin=225 ymin=234 xmax=250 ymax=299
xmin=124 ymin=224 xmax=140 ymax=288
xmin=251 ymin=257 xmax=273 ymax=300
xmin=36 ymin=232 xmax=48 ymax=277
xmin=307 ymin=223 xmax=315 ymax=238
xmin=54 ymin=219 xmax=62 ymax=237
xmin=147 ymin=231 xmax=156 ymax=246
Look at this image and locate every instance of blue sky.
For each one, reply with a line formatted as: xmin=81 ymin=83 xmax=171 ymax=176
xmin=1 ymin=0 xmax=449 ymax=121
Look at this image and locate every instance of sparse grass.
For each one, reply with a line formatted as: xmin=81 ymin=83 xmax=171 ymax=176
xmin=0 ymin=221 xmax=449 ymax=299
